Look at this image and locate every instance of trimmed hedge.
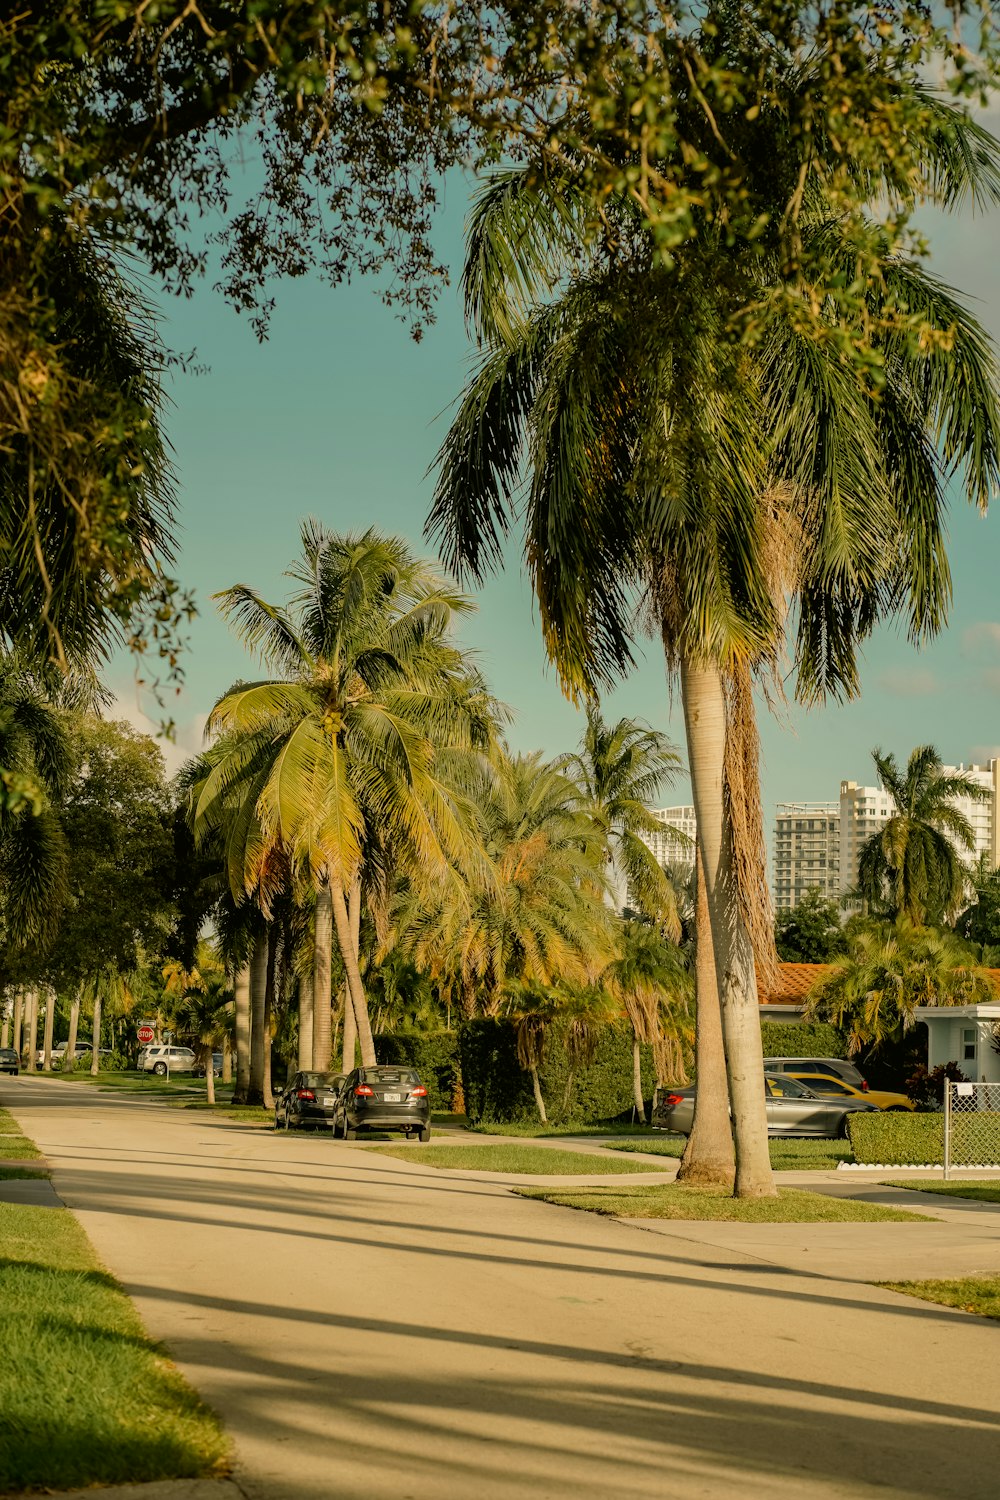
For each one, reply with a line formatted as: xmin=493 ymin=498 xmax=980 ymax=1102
xmin=459 ymin=1017 xmax=655 ymax=1125
xmin=375 ymin=1032 xmax=458 ymax=1113
xmin=848 ymin=1110 xmax=1000 ymax=1166
xmin=760 ymin=1022 xmax=845 ymax=1059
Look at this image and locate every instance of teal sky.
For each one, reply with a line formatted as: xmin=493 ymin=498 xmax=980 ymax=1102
xmin=113 ymin=171 xmax=1000 ymax=834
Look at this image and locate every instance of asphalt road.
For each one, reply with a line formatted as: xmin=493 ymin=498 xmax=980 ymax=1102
xmin=5 ymin=1077 xmax=1000 ymax=1500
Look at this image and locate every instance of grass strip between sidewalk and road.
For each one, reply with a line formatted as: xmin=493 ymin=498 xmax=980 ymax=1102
xmin=879 ymin=1275 xmax=1000 ymax=1321
xmin=515 ymin=1182 xmax=931 ymax=1221
xmin=0 ymin=1165 xmax=49 ymax=1179
xmin=0 ymin=1104 xmax=41 ymax=1160
xmin=0 ymin=1109 xmax=229 ymax=1494
xmin=365 ymin=1143 xmax=668 ymax=1174
xmin=603 ymin=1136 xmax=853 ymax=1172
xmin=884 ymin=1180 xmax=1000 ymax=1204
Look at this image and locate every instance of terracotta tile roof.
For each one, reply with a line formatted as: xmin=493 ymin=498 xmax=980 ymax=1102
xmin=760 ymin=963 xmax=834 ymax=1006
xmin=760 ymin=962 xmax=1000 ymax=1006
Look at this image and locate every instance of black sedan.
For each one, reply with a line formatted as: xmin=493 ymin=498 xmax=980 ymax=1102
xmin=0 ymin=1046 xmax=19 ymax=1075
xmin=274 ymin=1071 xmax=345 ymax=1131
xmin=335 ymin=1066 xmax=430 ymax=1141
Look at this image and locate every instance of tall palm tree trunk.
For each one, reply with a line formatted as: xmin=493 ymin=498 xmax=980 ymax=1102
xmin=312 ymin=882 xmax=333 ymax=1070
xmin=42 ymin=988 xmax=55 ymax=1071
xmin=248 ymin=933 xmax=268 ymax=1105
xmin=63 ymin=988 xmax=82 ymax=1074
xmin=233 ymin=962 xmax=251 ymax=1105
xmin=262 ymin=931 xmax=276 ymax=1110
xmin=529 ymin=1065 xmax=548 ymax=1123
xmin=222 ymin=1003 xmax=233 ymax=1084
xmin=340 ymin=879 xmax=362 ymax=1072
xmin=631 ymin=1036 xmax=646 ymax=1123
xmin=678 ymin=851 xmax=735 ymax=1186
xmin=205 ymin=1046 xmax=216 ymax=1105
xmin=330 ymin=879 xmax=376 ymax=1066
xmin=298 ymin=969 xmax=314 ymax=1073
xmin=12 ymin=990 xmax=23 ymax=1057
xmin=89 ymin=991 xmax=101 ymax=1076
xmin=0 ymin=1004 xmax=8 ymax=1051
xmin=24 ymin=990 xmax=37 ymax=1072
xmin=680 ymin=656 xmax=775 ymax=1199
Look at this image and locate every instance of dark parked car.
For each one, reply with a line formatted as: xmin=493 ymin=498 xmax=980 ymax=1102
xmin=275 ymin=1071 xmax=345 ymax=1131
xmin=334 ymin=1066 xmax=430 ymax=1141
xmin=0 ymin=1047 xmax=19 ymax=1076
xmin=653 ymin=1073 xmax=879 ymax=1139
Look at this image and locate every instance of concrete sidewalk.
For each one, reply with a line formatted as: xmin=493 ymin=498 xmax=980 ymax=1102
xmin=5 ymin=1077 xmax=1000 ymax=1500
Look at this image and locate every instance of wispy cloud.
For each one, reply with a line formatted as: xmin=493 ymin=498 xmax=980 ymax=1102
xmin=961 ymin=621 xmax=1000 ymax=655
xmin=977 ymin=667 xmax=1000 ymax=694
xmin=874 ymin=666 xmax=940 ymax=698
xmin=109 ymin=694 xmax=207 ymax=778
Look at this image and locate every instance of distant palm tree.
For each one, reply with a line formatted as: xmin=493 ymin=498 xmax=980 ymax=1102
xmin=0 ymin=662 xmax=70 ymax=951
xmin=557 ymin=706 xmax=683 ymax=932
xmin=808 ymin=923 xmax=993 ymax=1055
xmin=601 ymin=921 xmax=693 ymax=1122
xmin=858 ymin=747 xmax=989 ymax=926
xmin=399 ymin=751 xmax=613 ymax=1018
xmin=198 ymin=525 xmax=499 ymax=1068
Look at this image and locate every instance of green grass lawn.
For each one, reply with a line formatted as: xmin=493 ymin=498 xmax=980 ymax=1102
xmin=517 ymin=1182 xmax=930 ymax=1222
xmin=0 ymin=1200 xmax=229 ymax=1492
xmin=0 ymin=1107 xmax=41 ymax=1160
xmin=366 ymin=1143 xmax=668 ymax=1174
xmin=0 ymin=1166 xmax=49 ymax=1180
xmin=880 ymin=1275 xmax=1000 ymax=1320
xmin=604 ymin=1136 xmax=853 ymax=1172
xmin=885 ymin=1180 xmax=1000 ymax=1205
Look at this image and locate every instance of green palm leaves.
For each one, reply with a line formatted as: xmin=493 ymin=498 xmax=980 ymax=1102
xmin=858 ymin=747 xmax=989 ymax=927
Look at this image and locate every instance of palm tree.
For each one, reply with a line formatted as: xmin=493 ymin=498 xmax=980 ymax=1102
xmin=557 ymin=706 xmax=683 ymax=930
xmin=398 ymin=751 xmax=614 ymax=1018
xmin=0 ymin=662 xmax=70 ymax=953
xmin=196 ymin=525 xmax=500 ymax=1068
xmin=601 ymin=920 xmax=693 ymax=1122
xmin=858 ymin=747 xmax=988 ymax=926
xmin=808 ymin=923 xmax=993 ymax=1056
xmin=429 ymin=89 xmax=1000 ymax=1194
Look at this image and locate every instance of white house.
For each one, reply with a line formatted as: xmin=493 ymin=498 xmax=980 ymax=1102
xmin=914 ymin=1004 xmax=1000 ymax=1085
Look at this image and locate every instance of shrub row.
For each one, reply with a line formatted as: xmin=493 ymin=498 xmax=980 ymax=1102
xmin=760 ymin=1022 xmax=845 ymax=1059
xmin=459 ymin=1018 xmax=656 ymax=1125
xmin=375 ymin=1032 xmax=458 ymax=1113
xmin=848 ymin=1110 xmax=1000 ymax=1165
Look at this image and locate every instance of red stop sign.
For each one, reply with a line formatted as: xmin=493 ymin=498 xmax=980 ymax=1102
xmin=137 ymin=1025 xmax=155 ymax=1045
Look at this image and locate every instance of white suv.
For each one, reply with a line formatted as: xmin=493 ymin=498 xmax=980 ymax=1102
xmin=138 ymin=1044 xmax=197 ymax=1076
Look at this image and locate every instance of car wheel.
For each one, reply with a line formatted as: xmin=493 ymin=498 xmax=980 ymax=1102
xmin=885 ymin=1105 xmax=908 ymax=1113
xmin=837 ymin=1115 xmax=852 ymax=1139
xmin=418 ymin=1125 xmax=431 ymax=1143
xmin=153 ymin=1061 xmax=168 ymax=1076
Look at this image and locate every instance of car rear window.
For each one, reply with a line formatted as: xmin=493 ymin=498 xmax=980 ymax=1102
xmin=362 ymin=1068 xmax=420 ymax=1084
xmin=302 ymin=1073 xmax=342 ymax=1087
xmin=0 ymin=1049 xmax=16 ymax=1060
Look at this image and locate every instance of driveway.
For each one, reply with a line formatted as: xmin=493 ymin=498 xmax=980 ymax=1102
xmin=5 ymin=1078 xmax=1000 ymax=1500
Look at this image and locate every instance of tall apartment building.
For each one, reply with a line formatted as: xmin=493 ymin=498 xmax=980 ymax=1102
xmin=772 ymin=803 xmax=841 ymax=912
xmin=639 ymin=805 xmax=697 ymax=872
xmin=838 ymin=760 xmax=1000 ymax=897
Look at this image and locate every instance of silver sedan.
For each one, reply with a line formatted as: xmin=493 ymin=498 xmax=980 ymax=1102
xmin=653 ymin=1073 xmax=879 ymax=1139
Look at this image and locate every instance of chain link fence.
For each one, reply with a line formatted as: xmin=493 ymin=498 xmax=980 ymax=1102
xmin=943 ymin=1081 xmax=1000 ymax=1178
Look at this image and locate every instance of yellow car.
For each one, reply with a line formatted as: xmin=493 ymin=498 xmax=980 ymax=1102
xmin=787 ymin=1072 xmax=915 ymax=1112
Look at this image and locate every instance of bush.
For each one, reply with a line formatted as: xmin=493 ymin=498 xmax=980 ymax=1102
xmin=70 ymin=1050 xmax=131 ymax=1073
xmin=459 ymin=1018 xmax=656 ymax=1125
xmin=375 ymin=1032 xmax=459 ymax=1112
xmin=760 ymin=1022 xmax=845 ymax=1059
xmin=848 ymin=1109 xmax=1000 ymax=1165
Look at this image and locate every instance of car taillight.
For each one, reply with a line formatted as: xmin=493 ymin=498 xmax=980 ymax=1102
xmin=665 ymin=1093 xmax=685 ymax=1107
xmin=860 ymin=1080 xmax=869 ymax=1092
xmin=296 ymin=1089 xmax=315 ymax=1101
xmin=355 ymin=1084 xmax=374 ymax=1097
xmin=410 ymin=1086 xmax=428 ymax=1098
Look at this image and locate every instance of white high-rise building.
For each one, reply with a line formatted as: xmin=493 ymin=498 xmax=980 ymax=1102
xmin=639 ymin=805 xmax=697 ymax=873
xmin=773 ymin=803 xmax=841 ymax=911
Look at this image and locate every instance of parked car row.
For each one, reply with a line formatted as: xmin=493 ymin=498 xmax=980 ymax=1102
xmin=274 ymin=1066 xmax=431 ymax=1141
xmin=653 ymin=1067 xmax=882 ymax=1139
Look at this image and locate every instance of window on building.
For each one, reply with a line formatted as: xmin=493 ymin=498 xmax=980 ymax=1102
xmin=962 ymin=1027 xmax=977 ymax=1062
